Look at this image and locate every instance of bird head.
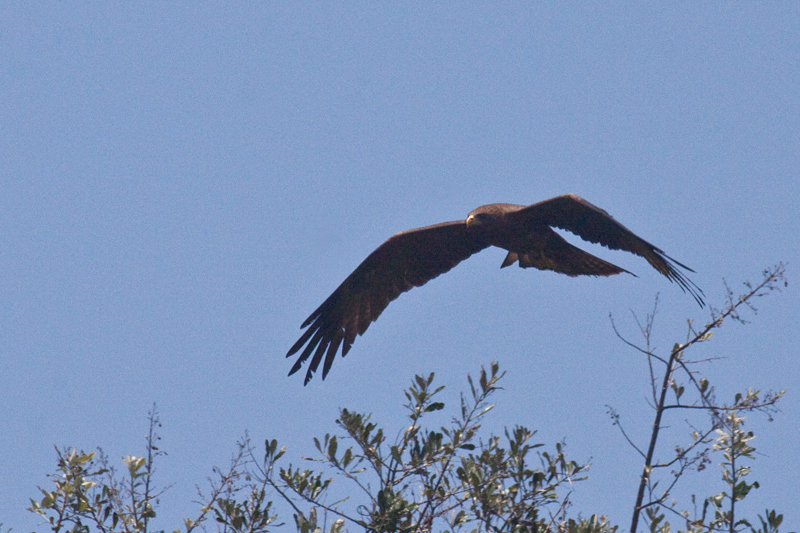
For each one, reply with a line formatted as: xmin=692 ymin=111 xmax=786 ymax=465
xmin=466 ymin=205 xmax=504 ymax=227
xmin=466 ymin=214 xmax=487 ymax=227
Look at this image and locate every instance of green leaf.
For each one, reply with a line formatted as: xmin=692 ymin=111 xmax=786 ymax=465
xmin=671 ymin=380 xmax=684 ymax=400
xmin=328 ymin=436 xmax=338 ymax=460
xmin=123 ymin=455 xmax=146 ymax=477
xmin=40 ymin=491 xmax=55 ymax=509
xmin=424 ymin=402 xmax=445 ymax=412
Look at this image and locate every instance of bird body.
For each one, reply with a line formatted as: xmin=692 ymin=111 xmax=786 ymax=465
xmin=287 ymin=194 xmax=703 ymax=384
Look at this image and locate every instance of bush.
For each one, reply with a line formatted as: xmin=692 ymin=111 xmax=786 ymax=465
xmin=28 ymin=264 xmax=792 ymax=533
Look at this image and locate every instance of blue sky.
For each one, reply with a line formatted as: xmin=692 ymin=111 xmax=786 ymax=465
xmin=1 ymin=3 xmax=798 ymax=531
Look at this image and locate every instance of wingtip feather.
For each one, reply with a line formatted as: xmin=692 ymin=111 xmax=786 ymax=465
xmin=661 ymin=254 xmax=705 ymax=308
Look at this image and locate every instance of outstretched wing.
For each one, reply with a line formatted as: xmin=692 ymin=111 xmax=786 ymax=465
xmin=287 ymin=220 xmax=491 ymax=384
xmin=501 ymin=227 xmax=634 ymax=277
xmin=511 ymin=194 xmax=704 ymax=306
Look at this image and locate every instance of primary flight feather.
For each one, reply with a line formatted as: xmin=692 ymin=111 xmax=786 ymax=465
xmin=287 ymin=194 xmax=704 ymax=384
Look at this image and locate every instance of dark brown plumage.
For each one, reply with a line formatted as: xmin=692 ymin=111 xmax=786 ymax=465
xmin=287 ymin=194 xmax=704 ymax=384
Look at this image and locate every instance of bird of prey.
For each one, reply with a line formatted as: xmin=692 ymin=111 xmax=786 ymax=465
xmin=287 ymin=194 xmax=703 ymax=384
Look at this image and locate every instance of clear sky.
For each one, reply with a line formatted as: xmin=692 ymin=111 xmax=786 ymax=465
xmin=1 ymin=3 xmax=798 ymax=531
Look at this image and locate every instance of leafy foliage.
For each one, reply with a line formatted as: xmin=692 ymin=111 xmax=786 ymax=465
xmin=26 ymin=264 xmax=793 ymax=533
xmin=609 ymin=264 xmax=790 ymax=533
xmin=262 ymin=363 xmax=596 ymax=533
xmin=29 ymin=408 xmax=167 ymax=533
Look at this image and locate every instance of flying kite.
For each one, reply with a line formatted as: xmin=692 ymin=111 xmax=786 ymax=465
xmin=287 ymin=194 xmax=703 ymax=384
